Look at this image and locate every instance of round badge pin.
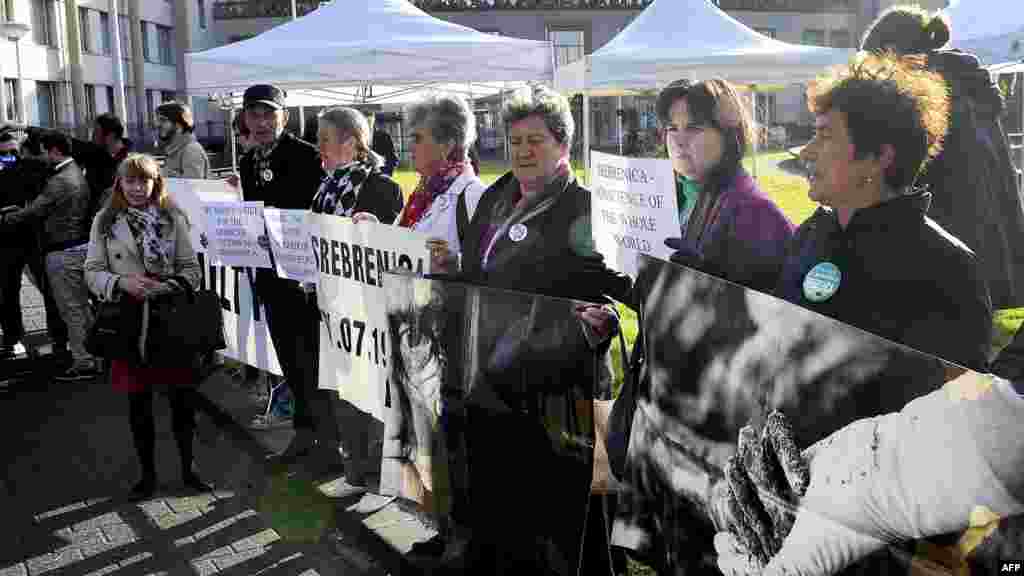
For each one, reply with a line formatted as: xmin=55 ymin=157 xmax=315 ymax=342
xmin=803 ymin=261 xmax=842 ymax=303
xmin=508 ymin=223 xmax=528 ymax=243
xmin=262 ymin=168 xmax=274 ymax=182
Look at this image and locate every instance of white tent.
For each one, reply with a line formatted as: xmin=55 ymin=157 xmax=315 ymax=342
xmin=554 ymin=0 xmax=852 ymax=96
xmin=185 ymin=0 xmax=553 ymax=94
xmin=943 ymin=0 xmax=1024 ymax=67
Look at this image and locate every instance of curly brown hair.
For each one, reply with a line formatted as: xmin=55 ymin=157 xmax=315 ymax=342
xmin=806 ymin=52 xmax=950 ymax=190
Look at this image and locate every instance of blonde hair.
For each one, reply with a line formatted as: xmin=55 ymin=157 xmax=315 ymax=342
xmin=97 ymin=153 xmax=188 ymax=233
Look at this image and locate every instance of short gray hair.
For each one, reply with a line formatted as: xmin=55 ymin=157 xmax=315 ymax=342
xmin=405 ymin=93 xmax=477 ymax=152
xmin=502 ymin=85 xmax=575 ymax=146
xmin=318 ymin=106 xmax=372 ymax=160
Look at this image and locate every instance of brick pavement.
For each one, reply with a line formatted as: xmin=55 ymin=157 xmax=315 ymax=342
xmin=0 ymin=363 xmax=434 ymax=576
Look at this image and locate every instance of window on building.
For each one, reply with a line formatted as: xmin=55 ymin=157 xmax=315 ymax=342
xmin=36 ymin=81 xmax=58 ymax=127
xmin=119 ymin=15 xmax=131 ymax=59
xmin=4 ymin=79 xmax=19 ymax=121
xmin=99 ymin=12 xmax=112 ymax=55
xmin=755 ymin=93 xmax=776 ymax=124
xmin=84 ymin=84 xmax=97 ymax=120
xmin=549 ymin=29 xmax=585 ymax=68
xmin=125 ymin=86 xmax=136 ymax=126
xmin=145 ymin=89 xmax=156 ymax=123
xmin=106 ymin=86 xmax=115 ymax=115
xmin=755 ymin=27 xmax=777 ymax=39
xmin=141 ymin=22 xmax=152 ymax=61
xmin=198 ymin=0 xmax=207 ymax=29
xmin=162 ymin=90 xmax=175 ymax=103
xmin=157 ymin=25 xmax=174 ymax=65
xmin=79 ymin=8 xmax=93 ymax=53
xmin=801 ymin=29 xmax=826 ymax=46
xmin=229 ymin=33 xmax=256 ymax=43
xmin=31 ymin=0 xmax=56 ymax=47
xmin=830 ymin=29 xmax=851 ymax=48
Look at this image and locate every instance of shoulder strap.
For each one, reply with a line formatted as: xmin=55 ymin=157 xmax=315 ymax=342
xmin=456 ymin=181 xmax=473 ymax=246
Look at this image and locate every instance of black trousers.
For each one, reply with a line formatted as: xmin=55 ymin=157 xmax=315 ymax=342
xmin=129 ymin=386 xmax=197 ymax=479
xmin=0 ymin=242 xmax=67 ymax=349
xmin=255 ymin=273 xmax=340 ymax=449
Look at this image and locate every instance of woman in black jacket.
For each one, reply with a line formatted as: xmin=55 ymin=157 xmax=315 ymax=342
xmin=861 ymin=5 xmax=1024 ymax=311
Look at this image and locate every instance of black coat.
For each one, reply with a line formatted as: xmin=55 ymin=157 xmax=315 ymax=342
xmin=240 ymin=132 xmax=324 ymax=210
xmin=918 ymin=50 xmax=1024 ymax=310
xmin=774 ymin=193 xmax=993 ymax=372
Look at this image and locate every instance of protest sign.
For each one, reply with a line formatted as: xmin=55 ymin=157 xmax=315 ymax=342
xmin=311 ymin=215 xmax=431 ymax=421
xmin=589 ymin=151 xmax=679 ymax=277
xmin=204 ymin=201 xmax=273 ymax=269
xmin=264 ymin=209 xmax=317 ymax=282
xmin=168 ymin=179 xmax=282 ymax=375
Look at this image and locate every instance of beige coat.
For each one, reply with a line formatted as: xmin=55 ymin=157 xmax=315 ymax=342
xmin=84 ymin=207 xmax=201 ymax=303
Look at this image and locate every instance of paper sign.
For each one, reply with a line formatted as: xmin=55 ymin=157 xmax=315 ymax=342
xmin=589 ymin=150 xmax=679 ymax=277
xmin=264 ymin=208 xmax=317 ymax=282
xmin=204 ymin=201 xmax=273 ymax=269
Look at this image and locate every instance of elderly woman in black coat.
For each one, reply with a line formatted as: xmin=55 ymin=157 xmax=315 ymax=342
xmin=429 ymin=85 xmax=631 ymax=575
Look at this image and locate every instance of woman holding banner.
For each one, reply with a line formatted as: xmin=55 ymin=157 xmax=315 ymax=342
xmin=433 ymin=85 xmax=631 ymax=575
xmin=309 ymin=106 xmax=405 ymax=485
xmin=398 ymin=93 xmax=486 ymax=272
xmin=84 ymin=153 xmax=210 ymax=499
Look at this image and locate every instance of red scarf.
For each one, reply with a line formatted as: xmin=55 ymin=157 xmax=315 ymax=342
xmin=399 ymin=149 xmax=471 ymax=229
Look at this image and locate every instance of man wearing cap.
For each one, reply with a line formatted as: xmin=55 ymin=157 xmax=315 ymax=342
xmin=156 ymin=101 xmax=210 ymax=180
xmin=239 ymin=84 xmax=332 ymax=465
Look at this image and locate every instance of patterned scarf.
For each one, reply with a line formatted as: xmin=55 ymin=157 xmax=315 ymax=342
xmin=311 ymin=157 xmax=378 ymax=216
xmin=250 ymin=135 xmax=282 ymax=190
xmin=398 ymin=148 xmax=469 ymax=229
xmin=121 ymin=206 xmax=169 ymax=275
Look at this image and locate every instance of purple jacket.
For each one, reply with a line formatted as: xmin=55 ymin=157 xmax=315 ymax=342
xmin=671 ymin=170 xmax=795 ymax=293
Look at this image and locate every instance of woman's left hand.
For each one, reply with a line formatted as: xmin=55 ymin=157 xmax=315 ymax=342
xmin=575 ymin=304 xmax=618 ymax=340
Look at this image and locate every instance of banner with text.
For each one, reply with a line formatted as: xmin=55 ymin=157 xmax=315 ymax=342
xmin=312 ymin=215 xmax=431 ymax=421
xmin=168 ymin=179 xmax=283 ymax=375
xmin=589 ymin=151 xmax=679 ymax=277
xmin=264 ymin=208 xmax=317 ymax=282
xmin=205 ymin=201 xmax=273 ymax=269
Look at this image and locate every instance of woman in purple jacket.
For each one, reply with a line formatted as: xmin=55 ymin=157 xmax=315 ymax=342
xmin=659 ymin=78 xmax=794 ymax=293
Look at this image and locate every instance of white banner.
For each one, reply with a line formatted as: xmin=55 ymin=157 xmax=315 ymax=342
xmin=589 ymin=151 xmax=679 ymax=278
xmin=204 ymin=201 xmax=273 ymax=269
xmin=312 ymin=214 xmax=431 ymax=421
xmin=168 ymin=179 xmax=283 ymax=375
xmin=263 ymin=208 xmax=317 ymax=283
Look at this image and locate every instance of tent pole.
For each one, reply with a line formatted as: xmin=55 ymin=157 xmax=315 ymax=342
xmin=291 ymin=0 xmax=305 ymax=139
xmin=501 ymin=83 xmax=508 ymax=163
xmin=617 ymin=95 xmax=624 ymax=156
xmin=583 ymin=93 xmax=590 ymax=183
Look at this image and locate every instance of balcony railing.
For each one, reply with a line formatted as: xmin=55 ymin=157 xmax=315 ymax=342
xmin=213 ymin=0 xmax=323 ymax=20
xmin=409 ymin=0 xmax=653 ymax=10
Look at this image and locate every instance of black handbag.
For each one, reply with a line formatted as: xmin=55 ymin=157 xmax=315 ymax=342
xmin=142 ymin=276 xmax=226 ymax=368
xmin=85 ymin=298 xmax=145 ymax=363
xmin=607 ymin=303 xmax=644 ymax=482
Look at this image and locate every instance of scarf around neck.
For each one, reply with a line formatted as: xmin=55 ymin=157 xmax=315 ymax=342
xmin=311 ymin=158 xmax=378 ymax=216
xmin=399 ymin=149 xmax=469 ymax=229
xmin=120 ymin=205 xmax=169 ymax=275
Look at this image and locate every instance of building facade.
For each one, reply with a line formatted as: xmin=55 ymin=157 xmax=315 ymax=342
xmin=0 ymin=0 xmax=220 ymax=151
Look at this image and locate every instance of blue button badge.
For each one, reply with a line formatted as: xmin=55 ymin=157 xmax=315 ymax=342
xmin=803 ymin=262 xmax=841 ymax=303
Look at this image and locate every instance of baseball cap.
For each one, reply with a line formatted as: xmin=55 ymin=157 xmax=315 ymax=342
xmin=243 ymin=84 xmax=286 ymax=110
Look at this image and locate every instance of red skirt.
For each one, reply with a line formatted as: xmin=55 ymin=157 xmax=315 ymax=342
xmin=110 ymin=359 xmax=196 ymax=393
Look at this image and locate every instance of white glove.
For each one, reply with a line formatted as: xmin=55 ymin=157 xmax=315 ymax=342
xmin=715 ymin=372 xmax=1024 ymax=576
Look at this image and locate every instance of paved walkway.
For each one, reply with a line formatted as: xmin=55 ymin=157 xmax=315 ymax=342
xmin=0 ymin=362 xmax=434 ymax=576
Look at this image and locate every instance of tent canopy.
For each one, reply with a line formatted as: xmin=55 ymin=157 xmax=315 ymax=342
xmin=943 ymin=0 xmax=1024 ymax=67
xmin=186 ymin=0 xmax=553 ymax=95
xmin=555 ymin=0 xmax=852 ymax=95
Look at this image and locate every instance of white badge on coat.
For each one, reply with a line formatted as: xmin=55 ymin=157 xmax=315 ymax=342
xmin=262 ymin=168 xmax=274 ymax=183
xmin=509 ymin=223 xmax=528 ymax=243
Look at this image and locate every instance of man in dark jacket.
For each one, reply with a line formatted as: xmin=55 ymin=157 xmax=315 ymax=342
xmin=239 ymin=84 xmax=334 ymax=468
xmin=0 ymin=131 xmax=96 ymax=380
xmin=72 ymin=113 xmax=132 ymax=216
